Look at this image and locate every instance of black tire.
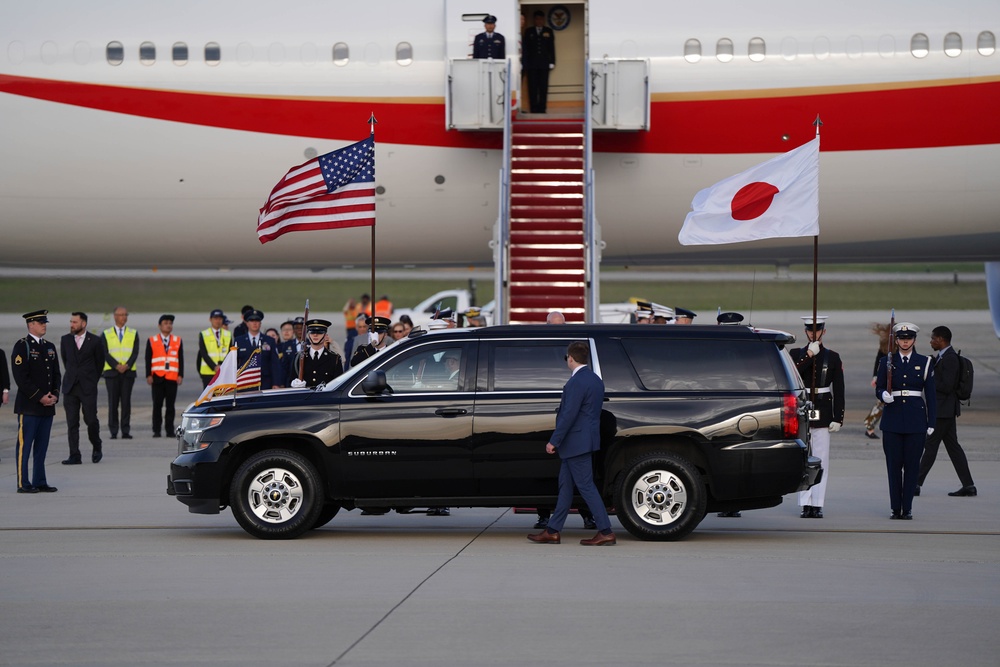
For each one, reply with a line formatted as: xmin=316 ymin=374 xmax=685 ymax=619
xmin=310 ymin=503 xmax=341 ymax=530
xmin=615 ymin=451 xmax=707 ymax=541
xmin=230 ymin=449 xmax=324 ymax=539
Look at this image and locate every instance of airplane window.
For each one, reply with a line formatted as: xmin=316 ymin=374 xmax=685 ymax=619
xmin=780 ymin=37 xmax=797 ymax=61
xmin=978 ymin=31 xmax=996 ymax=56
xmin=301 ymin=42 xmax=320 ymax=65
xmin=106 ymin=41 xmax=124 ymax=66
xmin=333 ymin=42 xmax=349 ymax=66
xmin=683 ymin=39 xmax=701 ymax=63
xmin=205 ymin=42 xmax=221 ymax=66
xmin=846 ymin=35 xmax=863 ymax=59
xmin=814 ymin=36 xmax=831 ymax=60
xmin=943 ymin=32 xmax=962 ymax=58
xmin=140 ymin=41 xmax=155 ymax=66
xmin=396 ymin=42 xmax=413 ymax=66
xmin=173 ymin=42 xmax=188 ymax=66
xmin=716 ymin=38 xmax=733 ymax=63
xmin=748 ymin=37 xmax=765 ymax=62
xmin=910 ymin=33 xmax=929 ymax=59
xmin=74 ymin=41 xmax=91 ymax=65
xmin=878 ymin=34 xmax=895 ymax=58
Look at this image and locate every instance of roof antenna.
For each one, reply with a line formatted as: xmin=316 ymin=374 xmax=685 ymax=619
xmin=747 ymin=269 xmax=757 ymax=326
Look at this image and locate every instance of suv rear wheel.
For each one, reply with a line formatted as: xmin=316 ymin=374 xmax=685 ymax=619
xmin=616 ymin=452 xmax=706 ymax=541
xmin=231 ymin=449 xmax=324 ymax=540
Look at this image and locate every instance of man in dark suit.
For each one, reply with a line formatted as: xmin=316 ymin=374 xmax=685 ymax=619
xmin=522 ymin=10 xmax=555 ymax=112
xmin=528 ymin=341 xmax=616 ymax=546
xmin=60 ymin=311 xmax=105 ymax=464
xmin=12 ymin=310 xmax=61 ymax=493
xmin=472 ymin=15 xmax=505 ymax=59
xmin=916 ymin=326 xmax=976 ymax=497
xmin=876 ymin=322 xmax=936 ymax=520
xmin=234 ymin=310 xmax=284 ymax=390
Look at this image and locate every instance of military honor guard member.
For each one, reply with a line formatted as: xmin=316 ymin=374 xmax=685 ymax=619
xmin=472 ymin=15 xmax=505 ymax=59
xmin=234 ymin=310 xmax=285 ymax=389
xmin=145 ymin=314 xmax=183 ymax=438
xmin=290 ymin=319 xmax=344 ymax=388
xmin=674 ymin=307 xmax=697 ymax=325
xmin=12 ymin=310 xmax=61 ymax=493
xmin=350 ymin=316 xmax=392 ymax=368
xmin=876 ymin=322 xmax=936 ymax=520
xmin=59 ymin=311 xmax=105 ymax=464
xmin=198 ymin=309 xmax=232 ymax=388
xmin=522 ymin=10 xmax=555 ymax=112
xmin=790 ymin=316 xmax=845 ymax=519
xmin=102 ymin=306 xmax=139 ymax=440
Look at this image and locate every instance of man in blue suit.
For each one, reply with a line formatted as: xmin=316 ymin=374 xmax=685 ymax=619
xmin=234 ymin=310 xmax=285 ymax=390
xmin=876 ymin=322 xmax=936 ymax=520
xmin=528 ymin=341 xmax=616 ymax=546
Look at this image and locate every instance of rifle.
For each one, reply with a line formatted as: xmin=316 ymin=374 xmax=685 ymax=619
xmin=886 ymin=308 xmax=896 ymax=393
xmin=297 ymin=299 xmax=310 ymax=382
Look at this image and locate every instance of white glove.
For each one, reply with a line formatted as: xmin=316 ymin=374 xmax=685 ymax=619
xmin=369 ymin=331 xmax=380 ymax=345
xmin=927 ymin=427 xmax=934 ymax=436
xmin=881 ymin=391 xmax=894 ymax=404
xmin=807 ymin=341 xmax=821 ymax=356
xmin=828 ymin=422 xmax=841 ymax=433
xmin=548 ymin=64 xmax=554 ymax=70
xmin=291 ymin=379 xmax=306 ymax=388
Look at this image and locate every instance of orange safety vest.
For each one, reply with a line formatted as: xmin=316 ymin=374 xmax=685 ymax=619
xmin=375 ymin=298 xmax=393 ymax=318
xmin=149 ymin=334 xmax=181 ymax=381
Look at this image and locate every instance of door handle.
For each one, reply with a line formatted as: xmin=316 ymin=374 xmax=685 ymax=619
xmin=435 ymin=407 xmax=468 ymax=417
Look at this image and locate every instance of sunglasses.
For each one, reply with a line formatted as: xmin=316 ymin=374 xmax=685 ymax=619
xmin=392 ymin=328 xmax=405 ymax=333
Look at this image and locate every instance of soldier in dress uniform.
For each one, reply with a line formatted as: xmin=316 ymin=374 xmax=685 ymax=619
xmin=350 ymin=316 xmax=392 ymax=367
xmin=789 ymin=316 xmax=845 ymax=519
xmin=290 ymin=319 xmax=344 ymax=388
xmin=650 ymin=303 xmax=675 ymax=324
xmin=876 ymin=322 xmax=936 ymax=520
xmin=276 ymin=319 xmax=300 ymax=382
xmin=674 ymin=307 xmax=697 ymax=325
xmin=472 ymin=15 xmax=505 ymax=59
xmin=234 ymin=310 xmax=285 ymax=390
xmin=634 ymin=301 xmax=654 ymax=324
xmin=11 ymin=310 xmax=61 ymax=493
xmin=716 ymin=311 xmax=744 ymax=325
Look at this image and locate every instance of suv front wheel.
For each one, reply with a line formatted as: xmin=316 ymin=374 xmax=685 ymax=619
xmin=231 ymin=449 xmax=324 ymax=540
xmin=616 ymin=452 xmax=706 ymax=541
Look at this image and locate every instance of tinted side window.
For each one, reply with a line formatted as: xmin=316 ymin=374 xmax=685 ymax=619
xmin=491 ymin=342 xmax=569 ymax=391
xmin=378 ymin=345 xmax=470 ymax=393
xmin=622 ymin=338 xmax=786 ymax=391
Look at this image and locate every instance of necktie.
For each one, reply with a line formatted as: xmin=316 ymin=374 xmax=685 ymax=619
xmin=252 ymin=337 xmax=257 ymax=349
xmin=76 ymin=336 xmax=83 ymax=350
xmin=902 ymin=356 xmax=908 ymax=366
xmin=117 ymin=328 xmax=123 ymax=342
xmin=215 ymin=331 xmax=221 ymax=345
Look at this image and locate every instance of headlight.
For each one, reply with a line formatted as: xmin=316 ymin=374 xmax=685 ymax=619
xmin=179 ymin=414 xmax=225 ymax=453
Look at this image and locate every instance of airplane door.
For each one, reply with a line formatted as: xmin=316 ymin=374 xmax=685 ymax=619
xmin=519 ymin=2 xmax=587 ymax=114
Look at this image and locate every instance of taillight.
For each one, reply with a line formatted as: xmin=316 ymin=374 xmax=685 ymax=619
xmin=781 ymin=393 xmax=799 ymax=439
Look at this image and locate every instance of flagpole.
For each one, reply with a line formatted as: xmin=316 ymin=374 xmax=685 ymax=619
xmin=369 ymin=113 xmax=378 ymax=320
xmin=810 ymin=115 xmax=823 ymax=403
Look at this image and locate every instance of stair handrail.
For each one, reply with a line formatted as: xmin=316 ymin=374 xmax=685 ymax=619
xmin=583 ymin=59 xmax=599 ymax=323
xmin=493 ymin=57 xmax=513 ymax=326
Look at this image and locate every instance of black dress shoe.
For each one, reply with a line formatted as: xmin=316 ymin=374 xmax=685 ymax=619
xmin=122 ymin=434 xmax=133 ymax=440
xmin=800 ymin=506 xmax=814 ymax=518
xmin=110 ymin=434 xmax=117 ymax=440
xmin=890 ymin=511 xmax=901 ymax=520
xmin=865 ymin=430 xmax=879 ymax=440
xmin=812 ymin=507 xmax=824 ymax=519
xmin=36 ymin=485 xmax=58 ymax=493
xmin=92 ymin=451 xmax=103 ymax=463
xmin=948 ymin=485 xmax=977 ymax=497
xmin=583 ymin=517 xmax=597 ymax=530
xmin=62 ymin=457 xmax=82 ymax=465
xmin=901 ymin=511 xmax=912 ymax=520
xmin=152 ymin=432 xmax=162 ymax=438
xmin=17 ymin=486 xmax=39 ymax=494
xmin=533 ymin=517 xmax=549 ymax=530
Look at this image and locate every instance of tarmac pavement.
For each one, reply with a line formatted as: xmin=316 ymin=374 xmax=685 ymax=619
xmin=1 ymin=310 xmax=998 ymax=666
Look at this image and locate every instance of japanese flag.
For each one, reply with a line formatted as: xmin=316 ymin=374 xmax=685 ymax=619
xmin=678 ymin=137 xmax=819 ymax=245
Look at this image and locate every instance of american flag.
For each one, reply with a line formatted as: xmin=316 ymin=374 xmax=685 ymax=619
xmin=236 ymin=351 xmax=262 ymax=392
xmin=257 ymin=135 xmax=376 ymax=244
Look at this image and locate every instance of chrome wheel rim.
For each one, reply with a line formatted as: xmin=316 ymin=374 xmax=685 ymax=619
xmin=630 ymin=469 xmax=687 ymax=526
xmin=247 ymin=467 xmax=304 ymax=523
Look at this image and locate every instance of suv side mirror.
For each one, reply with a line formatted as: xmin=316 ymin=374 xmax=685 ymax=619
xmin=361 ymin=370 xmax=389 ymax=395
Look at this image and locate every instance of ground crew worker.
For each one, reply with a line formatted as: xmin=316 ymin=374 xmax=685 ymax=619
xmin=102 ymin=306 xmax=138 ymax=440
xmin=198 ymin=309 xmax=232 ymax=388
xmin=146 ymin=314 xmax=183 ymax=438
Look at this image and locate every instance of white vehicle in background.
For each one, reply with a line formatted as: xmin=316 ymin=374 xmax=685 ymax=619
xmin=394 ymin=288 xmax=638 ymax=328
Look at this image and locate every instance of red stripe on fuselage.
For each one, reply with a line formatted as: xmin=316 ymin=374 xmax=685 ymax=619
xmin=2 ymin=73 xmax=999 ymax=153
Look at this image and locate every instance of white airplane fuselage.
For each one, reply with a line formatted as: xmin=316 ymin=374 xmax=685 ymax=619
xmin=1 ymin=0 xmax=999 ymax=269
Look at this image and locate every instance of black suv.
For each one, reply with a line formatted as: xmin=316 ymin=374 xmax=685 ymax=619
xmin=168 ymin=324 xmax=821 ymax=541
